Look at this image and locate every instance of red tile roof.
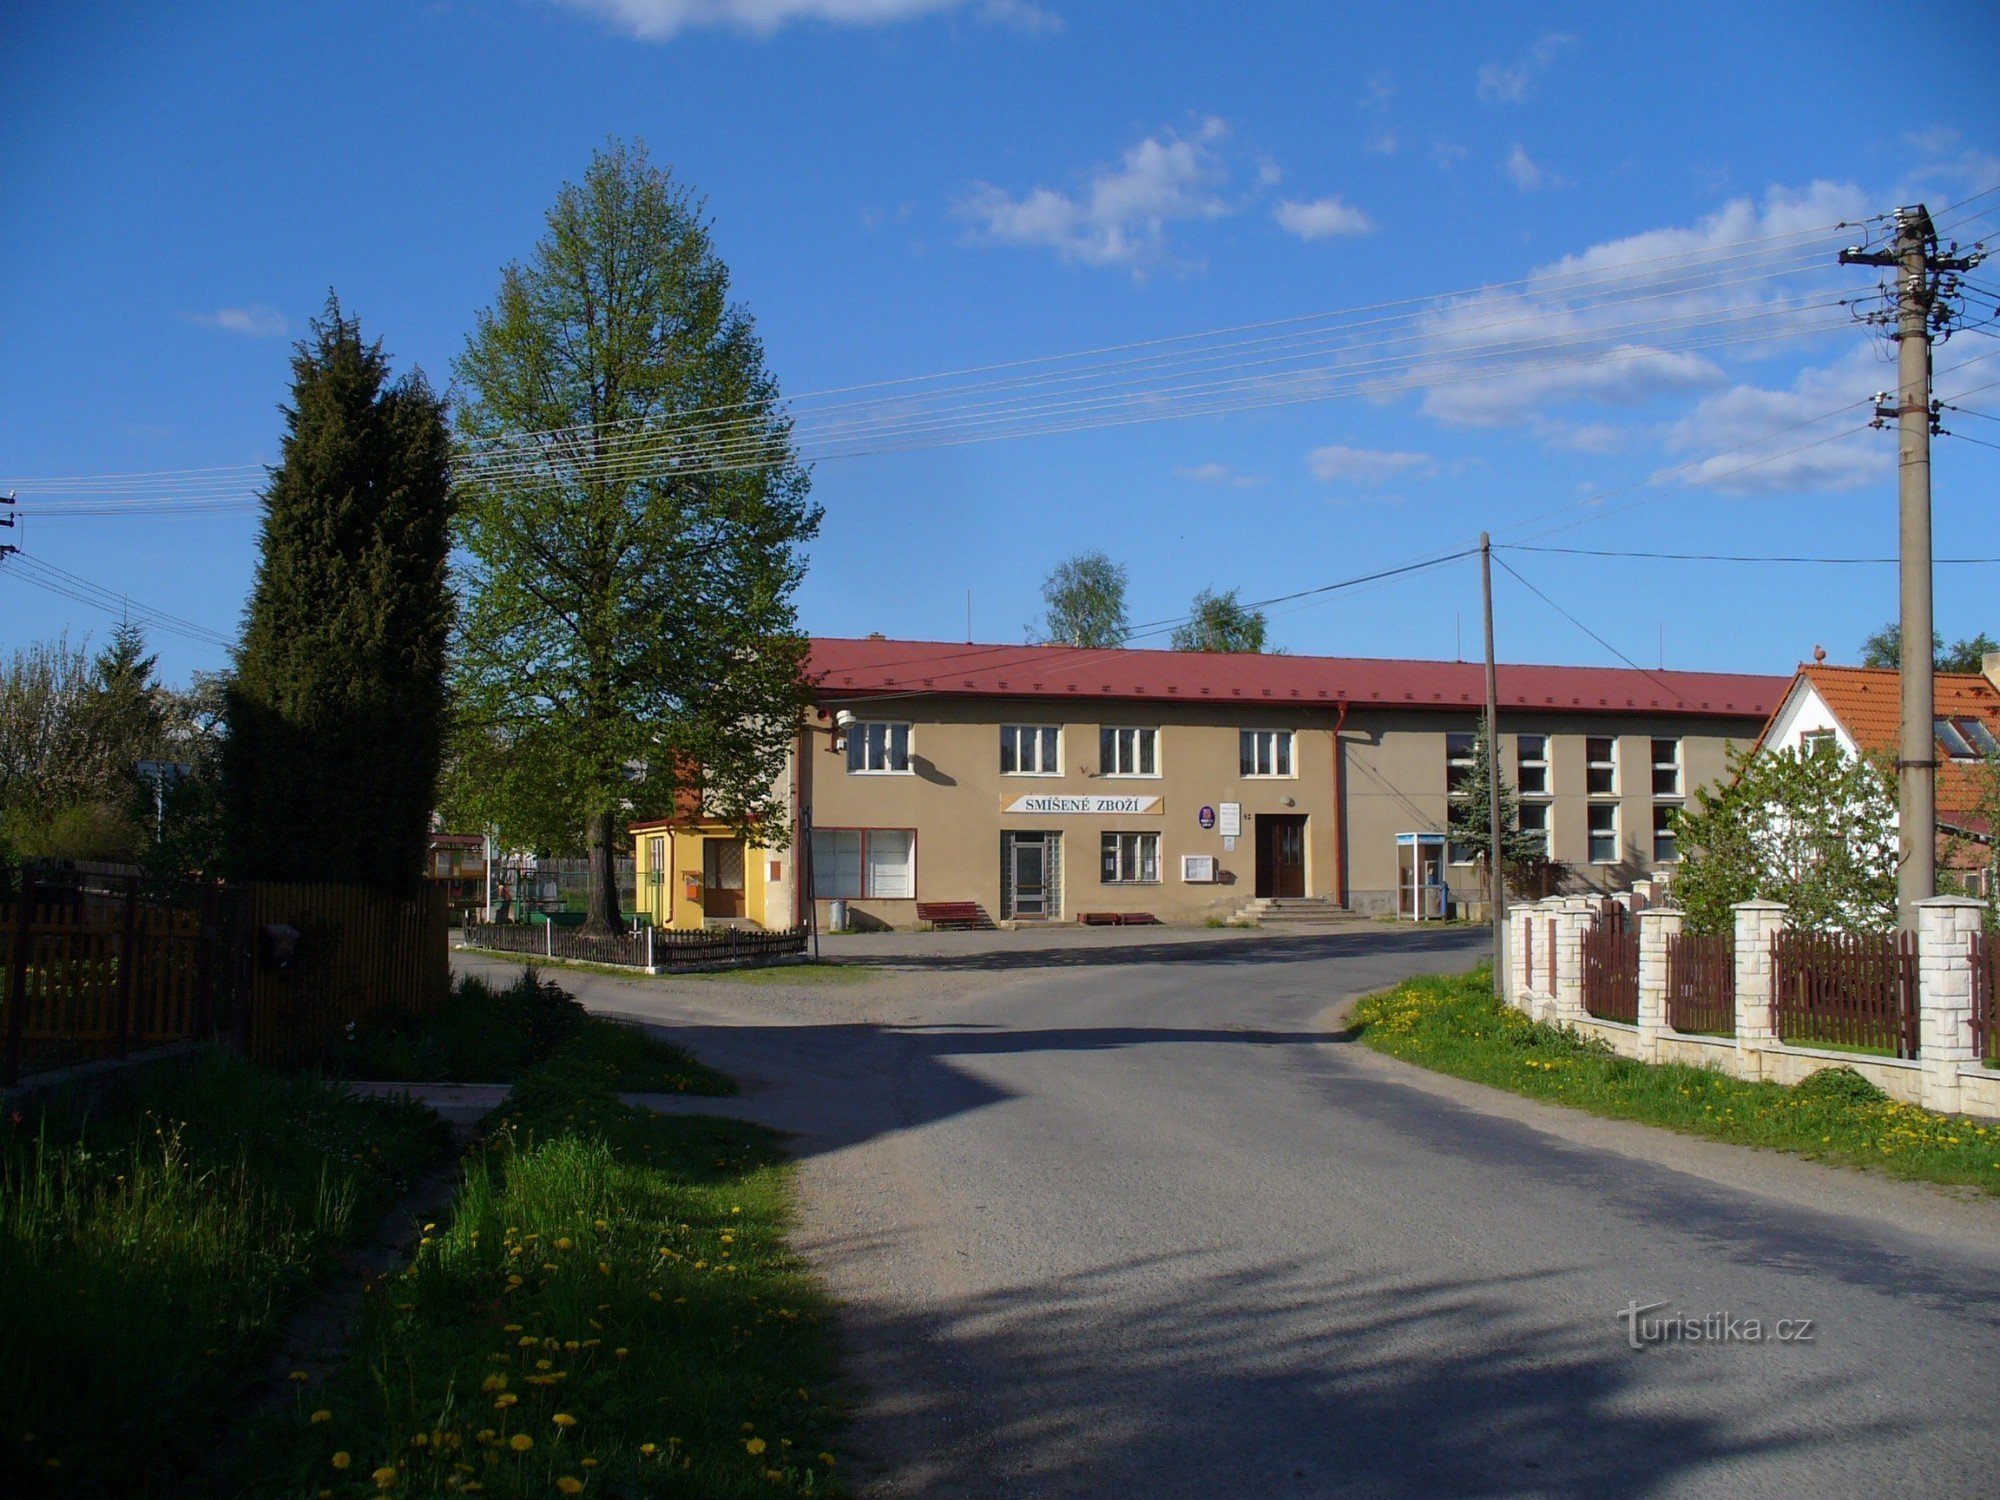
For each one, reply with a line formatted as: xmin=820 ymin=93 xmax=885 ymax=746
xmin=807 ymin=638 xmax=1787 ymax=719
xmin=1792 ymin=664 xmax=2000 ymax=818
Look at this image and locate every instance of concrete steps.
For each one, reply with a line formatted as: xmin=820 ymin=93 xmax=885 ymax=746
xmin=1231 ymin=896 xmax=1367 ymax=927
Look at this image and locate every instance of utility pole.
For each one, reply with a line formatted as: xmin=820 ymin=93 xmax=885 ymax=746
xmin=1481 ymin=532 xmax=1506 ymax=993
xmin=0 ymin=492 xmax=17 ymax=559
xmin=1841 ymin=206 xmax=1982 ymax=928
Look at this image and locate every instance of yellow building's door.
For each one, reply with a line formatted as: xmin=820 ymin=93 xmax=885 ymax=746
xmin=703 ymin=839 xmax=746 ymax=919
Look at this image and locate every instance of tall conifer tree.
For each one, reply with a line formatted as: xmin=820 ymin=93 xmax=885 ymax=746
xmin=223 ymin=298 xmax=453 ymax=893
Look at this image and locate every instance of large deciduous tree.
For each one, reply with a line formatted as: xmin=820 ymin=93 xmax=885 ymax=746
xmin=1170 ymin=587 xmax=1270 ymax=653
xmin=1860 ymin=621 xmax=1998 ymax=674
xmin=222 ymin=298 xmax=454 ymax=894
xmin=1035 ymin=551 xmax=1129 ymax=648
xmin=450 ymin=140 xmax=820 ymax=933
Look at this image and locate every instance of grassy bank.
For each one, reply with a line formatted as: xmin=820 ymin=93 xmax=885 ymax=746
xmin=249 ymin=1027 xmax=844 ymax=1496
xmin=1351 ymin=968 xmax=2000 ymax=1194
xmin=0 ymin=1053 xmax=448 ymax=1493
xmin=335 ymin=969 xmax=736 ymax=1096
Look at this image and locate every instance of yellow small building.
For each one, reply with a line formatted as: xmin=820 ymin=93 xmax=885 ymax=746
xmin=629 ymin=818 xmax=794 ymax=931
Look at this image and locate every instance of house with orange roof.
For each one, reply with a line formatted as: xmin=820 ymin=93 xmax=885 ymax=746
xmin=1756 ymin=653 xmax=2000 ymax=897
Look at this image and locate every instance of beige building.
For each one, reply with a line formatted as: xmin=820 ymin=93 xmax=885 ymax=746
xmin=643 ymin=638 xmax=1785 ymax=931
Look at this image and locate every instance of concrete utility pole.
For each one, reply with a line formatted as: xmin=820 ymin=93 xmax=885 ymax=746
xmin=1481 ymin=532 xmax=1506 ymax=992
xmin=1841 ymin=206 xmax=1982 ymax=928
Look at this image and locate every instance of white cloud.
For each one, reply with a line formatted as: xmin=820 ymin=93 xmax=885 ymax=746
xmin=1414 ymin=180 xmax=1870 ymax=429
xmin=1273 ymin=196 xmax=1375 ymax=241
xmin=184 ymin=304 xmax=288 ymax=338
xmin=1529 ymin=417 xmax=1625 ymax=454
xmin=1659 ymin=349 xmax=1889 ymax=495
xmin=953 ymin=119 xmax=1234 ymax=270
xmin=1501 ymin=143 xmax=1566 ymax=192
xmin=554 ymin=0 xmax=1008 ymax=40
xmin=1176 ymin=462 xmax=1264 ymax=488
xmin=1307 ymin=444 xmax=1437 ymax=486
xmin=980 ymin=0 xmax=1061 ymax=33
xmin=1476 ymin=33 xmax=1575 ymax=103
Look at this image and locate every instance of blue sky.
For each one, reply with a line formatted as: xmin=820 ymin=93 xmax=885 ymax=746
xmin=3 ymin=0 xmax=1997 ymax=687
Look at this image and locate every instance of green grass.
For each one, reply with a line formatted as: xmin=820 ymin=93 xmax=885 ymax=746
xmin=0 ymin=1052 xmax=448 ymax=1494
xmin=244 ymin=1029 xmax=843 ymax=1497
xmin=1351 ymin=967 xmax=2000 ymax=1194
xmin=335 ymin=970 xmax=736 ymax=1095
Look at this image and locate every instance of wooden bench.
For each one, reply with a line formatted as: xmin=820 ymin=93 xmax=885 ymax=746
xmin=1077 ymin=912 xmax=1160 ymax=926
xmin=915 ymin=901 xmax=987 ymax=930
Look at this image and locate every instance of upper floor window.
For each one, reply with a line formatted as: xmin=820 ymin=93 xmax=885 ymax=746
xmin=1001 ymin=725 xmax=1061 ymax=776
xmin=1100 ymin=726 xmax=1159 ymax=777
xmin=1800 ymin=728 xmax=1839 ymax=753
xmin=1240 ymin=729 xmax=1294 ymax=778
xmin=1446 ymin=732 xmax=1478 ymax=796
xmin=1586 ymin=737 xmax=1617 ymax=796
xmin=1651 ymin=738 xmax=1682 ymax=797
xmin=847 ymin=722 xmax=911 ymax=774
xmin=1938 ymin=717 xmax=2000 ymax=760
xmin=1516 ymin=735 xmax=1549 ymax=797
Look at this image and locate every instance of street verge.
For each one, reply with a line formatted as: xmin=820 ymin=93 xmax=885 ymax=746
xmin=1351 ymin=968 xmax=2000 ymax=1195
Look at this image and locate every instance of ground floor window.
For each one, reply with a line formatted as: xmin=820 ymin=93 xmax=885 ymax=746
xmin=811 ymin=828 xmax=916 ymax=898
xmin=1101 ymin=831 xmax=1160 ymax=884
xmin=1518 ymin=801 xmax=1550 ymax=855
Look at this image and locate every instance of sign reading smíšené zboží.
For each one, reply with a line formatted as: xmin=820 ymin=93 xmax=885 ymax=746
xmin=1002 ymin=794 xmax=1163 ymax=815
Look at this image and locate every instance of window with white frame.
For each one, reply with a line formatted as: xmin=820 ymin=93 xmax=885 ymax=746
xmin=1586 ymin=736 xmax=1618 ymax=796
xmin=1517 ymin=799 xmax=1550 ymax=854
xmin=1652 ymin=804 xmax=1680 ymax=864
xmin=1588 ymin=803 xmax=1619 ymax=865
xmin=1445 ymin=732 xmax=1478 ymax=864
xmin=810 ymin=828 xmax=916 ymax=898
xmin=1651 ymin=738 xmax=1682 ymax=797
xmin=847 ymin=721 xmax=911 ymax=774
xmin=1240 ymin=729 xmax=1294 ymax=777
xmin=1516 ymin=735 xmax=1549 ymax=797
xmin=1100 ymin=831 xmax=1160 ymax=883
xmin=1000 ymin=724 xmax=1061 ymax=775
xmin=1099 ymin=726 xmax=1159 ymax=776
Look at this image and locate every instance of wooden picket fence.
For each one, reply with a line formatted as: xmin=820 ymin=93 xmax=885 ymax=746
xmin=1665 ymin=932 xmax=1735 ymax=1035
xmin=1 ymin=870 xmax=448 ymax=1081
xmin=462 ymin=921 xmax=808 ymax=972
xmin=1972 ymin=930 xmax=1998 ymax=1065
xmin=1771 ymin=929 xmax=1919 ymax=1059
xmin=1580 ymin=909 xmax=1639 ymax=1024
xmin=245 ymin=883 xmax=450 ymax=1067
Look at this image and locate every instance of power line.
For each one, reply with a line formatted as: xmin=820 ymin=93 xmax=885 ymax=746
xmin=1490 ymin=553 xmax=1687 ymax=703
xmin=1505 ymin=545 xmax=2000 ymax=564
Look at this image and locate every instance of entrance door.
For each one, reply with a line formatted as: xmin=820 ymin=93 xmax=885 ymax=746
xmin=702 ymin=838 xmax=746 ymax=919
xmin=1009 ymin=837 xmax=1050 ymax=919
xmin=1255 ymin=815 xmax=1307 ymax=898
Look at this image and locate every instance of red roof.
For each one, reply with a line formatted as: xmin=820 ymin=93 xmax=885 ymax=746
xmin=1787 ymin=664 xmax=2000 ymax=819
xmin=807 ymin=637 xmax=1786 ymax=719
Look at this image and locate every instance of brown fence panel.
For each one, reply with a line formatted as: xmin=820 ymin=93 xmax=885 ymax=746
xmin=1665 ymin=932 xmax=1735 ymax=1035
xmin=1581 ymin=912 xmax=1639 ymax=1023
xmin=244 ymin=883 xmax=449 ymax=1067
xmin=1973 ymin=931 xmax=1998 ymax=1065
xmin=1771 ymin=929 xmax=1919 ymax=1059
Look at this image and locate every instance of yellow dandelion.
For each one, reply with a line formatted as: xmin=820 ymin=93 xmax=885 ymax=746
xmin=554 ymin=1237 xmax=574 ymax=1251
xmin=310 ymin=1410 xmax=333 ymax=1424
xmin=481 ymin=1374 xmax=508 ymax=1393
xmin=332 ymin=1452 xmax=353 ymax=1471
xmin=509 ymin=1433 xmax=534 ymax=1452
xmin=557 ymin=1481 xmax=584 ymax=1497
xmin=373 ymin=1466 xmax=398 ymax=1488
xmin=289 ymin=1370 xmax=311 ymax=1383
xmin=640 ymin=1443 xmax=658 ymax=1455
xmin=745 ymin=1437 xmax=768 ymax=1456
xmin=552 ymin=1413 xmax=578 ymax=1428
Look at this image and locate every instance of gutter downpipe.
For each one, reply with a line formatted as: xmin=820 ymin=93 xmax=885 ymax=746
xmin=1331 ymin=700 xmax=1349 ymax=908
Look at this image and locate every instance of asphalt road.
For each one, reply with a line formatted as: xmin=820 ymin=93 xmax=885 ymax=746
xmin=457 ymin=928 xmax=2000 ymax=1498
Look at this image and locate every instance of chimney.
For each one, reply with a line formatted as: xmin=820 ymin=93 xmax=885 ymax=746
xmin=1984 ymin=651 xmax=2000 ymax=694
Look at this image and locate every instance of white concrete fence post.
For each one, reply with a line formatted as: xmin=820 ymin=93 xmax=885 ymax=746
xmin=1731 ymin=899 xmax=1787 ymax=1080
xmin=1507 ymin=904 xmax=1534 ymax=1010
xmin=1636 ymin=905 xmax=1681 ymax=1064
xmin=1917 ymin=896 xmax=1984 ymax=1115
xmin=1551 ymin=897 xmax=1595 ymax=1027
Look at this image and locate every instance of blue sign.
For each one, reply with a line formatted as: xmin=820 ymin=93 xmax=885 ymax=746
xmin=1198 ymin=804 xmax=1216 ymax=830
